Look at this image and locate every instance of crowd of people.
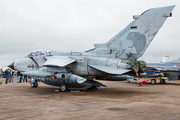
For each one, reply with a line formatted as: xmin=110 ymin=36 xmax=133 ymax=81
xmin=4 ymin=69 xmax=30 ymax=84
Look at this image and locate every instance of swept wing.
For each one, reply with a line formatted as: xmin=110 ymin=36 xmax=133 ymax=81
xmin=44 ymin=56 xmax=76 ymax=67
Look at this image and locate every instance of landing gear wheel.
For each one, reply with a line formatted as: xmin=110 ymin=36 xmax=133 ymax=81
xmin=160 ymin=79 xmax=166 ymax=84
xmin=60 ymin=84 xmax=70 ymax=92
xmin=87 ymin=86 xmax=98 ymax=90
xmin=150 ymin=79 xmax=156 ymax=84
xmin=34 ymin=83 xmax=38 ymax=87
xmin=31 ymin=83 xmax=35 ymax=88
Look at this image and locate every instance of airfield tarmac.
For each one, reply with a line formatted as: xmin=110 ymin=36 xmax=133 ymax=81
xmin=0 ymin=78 xmax=180 ymax=120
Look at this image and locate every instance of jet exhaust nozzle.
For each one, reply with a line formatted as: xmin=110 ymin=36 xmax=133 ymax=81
xmin=138 ymin=61 xmax=147 ymax=73
xmin=131 ymin=60 xmax=139 ymax=73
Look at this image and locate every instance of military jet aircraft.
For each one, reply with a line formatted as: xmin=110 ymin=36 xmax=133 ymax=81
xmin=147 ymin=57 xmax=180 ymax=84
xmin=8 ymin=5 xmax=175 ymax=92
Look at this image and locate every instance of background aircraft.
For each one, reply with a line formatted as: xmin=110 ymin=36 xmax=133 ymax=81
xmin=105 ymin=56 xmax=169 ymax=81
xmin=157 ymin=56 xmax=169 ymax=63
xmin=147 ymin=57 xmax=180 ymax=84
xmin=106 ymin=56 xmax=180 ymax=84
xmin=8 ymin=5 xmax=175 ymax=92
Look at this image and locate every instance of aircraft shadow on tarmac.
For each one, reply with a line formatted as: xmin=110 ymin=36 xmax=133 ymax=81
xmin=128 ymin=81 xmax=180 ymax=86
xmin=22 ymin=86 xmax=160 ymax=99
xmin=161 ymin=83 xmax=180 ymax=86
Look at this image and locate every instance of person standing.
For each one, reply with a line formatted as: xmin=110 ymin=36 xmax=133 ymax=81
xmin=23 ymin=75 xmax=27 ymax=82
xmin=5 ymin=69 xmax=10 ymax=84
xmin=8 ymin=69 xmax=12 ymax=83
xmin=20 ymin=74 xmax=23 ymax=82
xmin=28 ymin=76 xmax=31 ymax=83
xmin=17 ymin=71 xmax=21 ymax=83
xmin=11 ymin=70 xmax=14 ymax=82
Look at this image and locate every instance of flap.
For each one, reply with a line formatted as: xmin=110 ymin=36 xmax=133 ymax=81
xmin=89 ymin=64 xmax=131 ymax=75
xmin=44 ymin=56 xmax=76 ymax=67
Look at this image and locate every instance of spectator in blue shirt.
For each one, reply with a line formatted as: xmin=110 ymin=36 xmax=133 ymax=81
xmin=17 ymin=71 xmax=21 ymax=83
xmin=5 ymin=69 xmax=10 ymax=84
xmin=8 ymin=69 xmax=13 ymax=83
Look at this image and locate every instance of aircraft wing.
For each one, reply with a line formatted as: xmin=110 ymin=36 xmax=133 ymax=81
xmin=155 ymin=67 xmax=179 ymax=72
xmin=44 ymin=56 xmax=76 ymax=67
xmin=89 ymin=65 xmax=131 ymax=75
xmin=154 ymin=67 xmax=166 ymax=71
xmin=147 ymin=64 xmax=180 ymax=72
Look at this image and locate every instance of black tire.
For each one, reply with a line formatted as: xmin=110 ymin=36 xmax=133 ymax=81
xmin=31 ymin=83 xmax=35 ymax=88
xmin=34 ymin=83 xmax=38 ymax=87
xmin=162 ymin=79 xmax=166 ymax=84
xmin=60 ymin=84 xmax=69 ymax=92
xmin=150 ymin=79 xmax=156 ymax=84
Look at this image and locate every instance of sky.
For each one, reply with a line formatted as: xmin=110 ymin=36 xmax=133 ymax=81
xmin=0 ymin=0 xmax=180 ymax=66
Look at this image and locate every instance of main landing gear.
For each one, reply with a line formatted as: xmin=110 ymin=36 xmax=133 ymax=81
xmin=59 ymin=84 xmax=70 ymax=92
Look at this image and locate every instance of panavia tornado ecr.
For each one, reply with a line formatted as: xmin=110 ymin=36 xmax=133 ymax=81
xmin=8 ymin=5 xmax=175 ymax=92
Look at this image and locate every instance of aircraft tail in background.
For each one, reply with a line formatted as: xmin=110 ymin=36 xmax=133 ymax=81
xmin=157 ymin=56 xmax=169 ymax=63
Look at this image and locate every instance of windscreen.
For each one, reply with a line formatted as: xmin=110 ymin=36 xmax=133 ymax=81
xmin=23 ymin=50 xmax=52 ymax=58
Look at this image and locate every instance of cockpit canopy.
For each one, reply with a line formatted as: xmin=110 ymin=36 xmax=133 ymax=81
xmin=24 ymin=50 xmax=52 ymax=58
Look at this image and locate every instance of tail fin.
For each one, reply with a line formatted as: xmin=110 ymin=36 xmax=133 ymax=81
xmin=97 ymin=5 xmax=175 ymax=60
xmin=157 ymin=56 xmax=169 ymax=63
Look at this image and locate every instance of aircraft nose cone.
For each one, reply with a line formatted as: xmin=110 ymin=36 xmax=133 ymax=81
xmin=8 ymin=62 xmax=15 ymax=70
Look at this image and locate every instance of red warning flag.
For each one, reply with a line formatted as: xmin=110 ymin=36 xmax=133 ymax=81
xmin=136 ymin=72 xmax=139 ymax=77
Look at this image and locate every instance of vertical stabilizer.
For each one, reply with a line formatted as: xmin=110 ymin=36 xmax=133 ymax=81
xmin=157 ymin=56 xmax=169 ymax=63
xmin=104 ymin=5 xmax=175 ymax=60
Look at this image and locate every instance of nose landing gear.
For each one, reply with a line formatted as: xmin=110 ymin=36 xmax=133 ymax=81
xmin=30 ymin=79 xmax=38 ymax=88
xmin=30 ymin=82 xmax=38 ymax=88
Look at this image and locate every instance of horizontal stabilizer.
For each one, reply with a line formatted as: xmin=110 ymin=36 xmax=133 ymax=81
xmin=43 ymin=56 xmax=76 ymax=67
xmin=89 ymin=65 xmax=131 ymax=75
